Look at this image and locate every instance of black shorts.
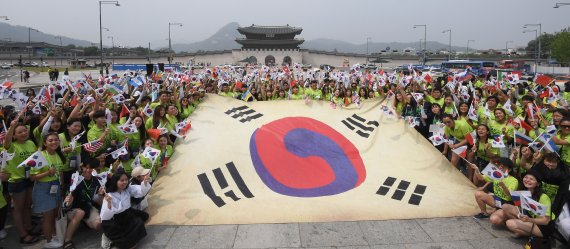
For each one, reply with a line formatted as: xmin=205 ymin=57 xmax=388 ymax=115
xmin=8 ymin=179 xmax=33 ymax=194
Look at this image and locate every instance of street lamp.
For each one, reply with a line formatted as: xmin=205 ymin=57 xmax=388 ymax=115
xmin=442 ymin=29 xmax=452 ymax=60
xmin=466 ymin=40 xmax=474 ymax=54
xmin=28 ymin=27 xmax=39 ymax=63
xmin=523 ymin=29 xmax=538 ymax=64
xmin=99 ymin=0 xmax=120 ymax=73
xmin=0 ymin=16 xmax=8 ymax=21
xmin=168 ymin=22 xmax=183 ymax=64
xmin=413 ymin=24 xmax=427 ymax=64
xmin=366 ymin=37 xmax=371 ymax=64
xmin=554 ymin=2 xmax=570 ymax=8
xmin=505 ymin=41 xmax=513 ymax=56
xmin=107 ymin=35 xmax=114 ymax=65
xmin=524 ymin=23 xmax=541 ymax=64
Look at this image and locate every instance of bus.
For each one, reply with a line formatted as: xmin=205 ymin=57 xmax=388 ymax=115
xmin=498 ymin=60 xmax=529 ymax=72
xmin=441 ymin=60 xmax=497 ymax=75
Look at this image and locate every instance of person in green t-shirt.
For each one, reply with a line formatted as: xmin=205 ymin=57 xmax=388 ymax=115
xmin=289 ymin=85 xmax=304 ymax=100
xmin=30 ymin=133 xmax=65 ymax=247
xmin=87 ymin=110 xmax=113 ymax=155
xmin=502 ymin=170 xmax=553 ymax=238
xmin=471 ymin=157 xmax=518 ymax=221
xmin=3 ymin=120 xmax=39 ymax=244
xmin=442 ymin=114 xmax=474 ymax=168
xmin=551 ymin=118 xmax=570 ymax=166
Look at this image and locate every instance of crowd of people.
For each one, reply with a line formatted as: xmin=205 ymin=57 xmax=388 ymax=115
xmin=0 ymin=69 xmax=197 ymax=248
xmin=0 ymin=63 xmax=570 ymax=248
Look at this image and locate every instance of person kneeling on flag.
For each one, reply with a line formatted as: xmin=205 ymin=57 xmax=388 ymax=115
xmin=100 ymin=168 xmax=151 ymax=249
xmin=471 ymin=157 xmax=519 ymax=223
xmin=504 ymin=170 xmax=554 ymax=239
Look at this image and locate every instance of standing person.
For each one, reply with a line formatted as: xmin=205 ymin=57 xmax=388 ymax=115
xmin=54 ymin=68 xmax=60 ymax=81
xmin=23 ymin=70 xmax=30 ymax=83
xmin=30 ymin=132 xmax=66 ymax=248
xmin=3 ymin=120 xmax=39 ymax=245
xmin=100 ymin=168 xmax=151 ymax=249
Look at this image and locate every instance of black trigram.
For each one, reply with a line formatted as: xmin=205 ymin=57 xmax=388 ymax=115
xmin=341 ymin=114 xmax=379 ymax=138
xmin=225 ymin=106 xmax=263 ymax=123
xmin=197 ymin=162 xmax=254 ymax=207
xmin=376 ymin=177 xmax=427 ymax=206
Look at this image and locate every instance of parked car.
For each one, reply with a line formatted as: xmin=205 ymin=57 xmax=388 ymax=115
xmin=0 ymin=64 xmax=11 ymax=69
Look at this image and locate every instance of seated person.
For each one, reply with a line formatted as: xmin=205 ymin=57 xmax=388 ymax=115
xmin=471 ymin=157 xmax=519 ymax=223
xmin=100 ymin=168 xmax=151 ymax=249
xmin=129 ymin=166 xmax=151 ymax=211
xmin=63 ymin=157 xmax=104 ymax=249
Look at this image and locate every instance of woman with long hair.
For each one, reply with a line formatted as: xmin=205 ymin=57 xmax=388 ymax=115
xmin=145 ymin=105 xmax=167 ymax=130
xmin=59 ymin=118 xmax=84 ymax=194
xmin=30 ymin=132 xmax=66 ymax=248
xmin=100 ymin=168 xmax=151 ymax=249
xmin=3 ymin=120 xmax=39 ymax=245
xmin=503 ymin=170 xmax=553 ymax=238
xmin=468 ymin=124 xmax=500 ymax=183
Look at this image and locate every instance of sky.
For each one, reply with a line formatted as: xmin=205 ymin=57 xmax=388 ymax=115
xmin=1 ymin=0 xmax=569 ymax=50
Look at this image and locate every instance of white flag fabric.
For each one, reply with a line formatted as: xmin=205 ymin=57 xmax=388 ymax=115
xmin=118 ymin=123 xmax=138 ymax=135
xmin=521 ymin=194 xmax=548 ymax=217
xmin=481 ymin=163 xmax=507 ymax=181
xmin=17 ymin=151 xmax=49 ymax=169
xmin=142 ymin=146 xmax=161 ymax=165
xmin=69 ymin=171 xmax=84 ymax=192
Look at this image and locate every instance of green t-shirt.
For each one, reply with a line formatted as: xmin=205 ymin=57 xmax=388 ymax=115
xmin=87 ymin=125 xmax=108 ymax=154
xmin=558 ymin=134 xmax=570 ymax=166
xmin=477 ymin=107 xmax=496 ymax=125
xmin=58 ymin=133 xmax=81 ymax=172
xmin=30 ymin=150 xmax=63 ymax=183
xmin=476 ymin=138 xmax=500 ymax=162
xmin=6 ymin=140 xmax=37 ymax=182
xmin=304 ymin=88 xmax=323 ymax=100
xmin=219 ymin=91 xmax=235 ymax=98
xmin=290 ymin=92 xmax=304 ymax=100
xmin=488 ymin=120 xmax=514 ymax=141
xmin=425 ymin=95 xmax=444 ymax=107
xmin=483 ymin=175 xmax=518 ymax=201
xmin=444 ymin=119 xmax=474 ymax=141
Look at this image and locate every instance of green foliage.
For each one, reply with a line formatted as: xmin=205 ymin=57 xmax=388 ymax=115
xmin=551 ymin=32 xmax=570 ymax=66
xmin=83 ymin=46 xmax=99 ymax=56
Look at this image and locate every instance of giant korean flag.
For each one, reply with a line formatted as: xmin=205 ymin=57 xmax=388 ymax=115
xmin=146 ymin=94 xmax=479 ymax=225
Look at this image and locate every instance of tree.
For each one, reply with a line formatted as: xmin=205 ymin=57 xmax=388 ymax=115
xmin=551 ymin=32 xmax=570 ymax=66
xmin=525 ymin=33 xmax=556 ymax=59
xmin=83 ymin=46 xmax=99 ymax=56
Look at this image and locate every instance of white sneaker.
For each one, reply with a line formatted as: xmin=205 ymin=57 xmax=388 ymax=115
xmin=44 ymin=238 xmax=63 ymax=248
xmin=0 ymin=229 xmax=7 ymax=240
xmin=101 ymin=233 xmax=111 ymax=249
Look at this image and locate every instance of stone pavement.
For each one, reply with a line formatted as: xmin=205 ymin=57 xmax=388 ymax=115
xmin=3 ymin=215 xmax=563 ymax=249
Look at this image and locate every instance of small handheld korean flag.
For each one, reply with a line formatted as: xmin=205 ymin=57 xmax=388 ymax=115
xmin=142 ymin=103 xmax=154 ymax=117
xmin=70 ymin=131 xmax=85 ymax=150
xmin=429 ymin=134 xmax=447 ymax=146
xmin=17 ymin=151 xmax=49 ymax=169
xmin=521 ymin=194 xmax=547 ymax=217
xmin=109 ymin=144 xmax=129 ymax=159
xmin=0 ymin=151 xmax=15 ymax=169
xmin=69 ymin=171 xmax=84 ymax=192
xmin=491 ymin=135 xmax=506 ymax=148
xmin=91 ymin=169 xmax=109 ymax=187
xmin=142 ymin=146 xmax=161 ymax=165
xmin=111 ymin=94 xmax=126 ymax=104
xmin=105 ymin=109 xmax=112 ymax=126
xmin=481 ymin=163 xmax=507 ymax=181
xmin=118 ymin=123 xmax=138 ymax=135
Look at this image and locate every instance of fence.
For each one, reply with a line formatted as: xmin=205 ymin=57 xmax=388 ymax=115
xmin=533 ymin=65 xmax=570 ymax=75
